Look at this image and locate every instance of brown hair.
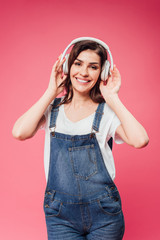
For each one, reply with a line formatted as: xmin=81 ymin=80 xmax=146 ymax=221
xmin=59 ymin=40 xmax=108 ymax=105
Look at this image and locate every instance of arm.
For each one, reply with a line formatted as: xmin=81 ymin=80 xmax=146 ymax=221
xmin=100 ymin=65 xmax=149 ymax=148
xmin=12 ymin=56 xmax=66 ymax=140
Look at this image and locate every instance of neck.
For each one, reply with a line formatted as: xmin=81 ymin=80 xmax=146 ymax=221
xmin=70 ymin=90 xmax=93 ymax=108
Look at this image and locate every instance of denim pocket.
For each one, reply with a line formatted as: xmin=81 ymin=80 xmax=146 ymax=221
xmin=69 ymin=144 xmax=97 ymax=180
xmin=98 ymin=192 xmax=122 ymax=216
xmin=44 ymin=190 xmax=62 ymax=218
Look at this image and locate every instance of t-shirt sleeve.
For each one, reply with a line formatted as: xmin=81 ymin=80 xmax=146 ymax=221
xmin=108 ymin=114 xmax=124 ymax=144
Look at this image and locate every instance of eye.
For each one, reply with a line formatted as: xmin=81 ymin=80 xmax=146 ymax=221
xmin=74 ymin=61 xmax=81 ymax=66
xmin=90 ymin=65 xmax=98 ymax=70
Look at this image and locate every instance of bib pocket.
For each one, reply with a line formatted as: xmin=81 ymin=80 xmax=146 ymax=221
xmin=69 ymin=144 xmax=98 ymax=180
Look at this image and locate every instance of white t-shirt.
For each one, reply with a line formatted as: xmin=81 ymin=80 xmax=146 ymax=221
xmin=43 ymin=100 xmax=123 ymax=182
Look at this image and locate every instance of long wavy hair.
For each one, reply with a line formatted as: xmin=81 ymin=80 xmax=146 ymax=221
xmin=58 ymin=40 xmax=108 ymax=105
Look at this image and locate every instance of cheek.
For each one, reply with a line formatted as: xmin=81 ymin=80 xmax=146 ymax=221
xmin=70 ymin=65 xmax=78 ymax=76
xmin=92 ymin=71 xmax=101 ymax=81
xmin=69 ymin=66 xmax=73 ymax=77
xmin=69 ymin=66 xmax=77 ymax=84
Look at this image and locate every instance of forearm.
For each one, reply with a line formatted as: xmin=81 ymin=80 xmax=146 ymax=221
xmin=104 ymin=94 xmax=149 ymax=148
xmin=12 ymin=89 xmax=56 ymax=140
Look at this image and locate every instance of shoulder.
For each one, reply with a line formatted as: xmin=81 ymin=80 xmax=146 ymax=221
xmin=100 ymin=102 xmax=121 ymax=133
xmin=47 ymin=96 xmax=64 ymax=112
xmin=103 ymin=102 xmax=117 ymax=121
xmin=45 ymin=96 xmax=65 ymax=119
xmin=51 ymin=97 xmax=63 ymax=107
xmin=53 ymin=96 xmax=65 ymax=105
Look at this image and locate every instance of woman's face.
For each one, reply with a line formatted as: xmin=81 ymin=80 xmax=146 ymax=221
xmin=70 ymin=49 xmax=101 ymax=95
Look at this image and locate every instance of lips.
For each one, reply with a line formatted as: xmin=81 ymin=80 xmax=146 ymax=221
xmin=75 ymin=77 xmax=91 ymax=84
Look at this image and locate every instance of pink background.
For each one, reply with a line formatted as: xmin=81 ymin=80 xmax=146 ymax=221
xmin=1 ymin=0 xmax=160 ymax=239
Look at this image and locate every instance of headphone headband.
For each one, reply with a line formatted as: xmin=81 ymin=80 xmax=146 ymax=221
xmin=60 ymin=37 xmax=113 ymax=70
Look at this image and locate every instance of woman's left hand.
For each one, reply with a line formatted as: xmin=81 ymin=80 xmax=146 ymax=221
xmin=99 ymin=65 xmax=121 ymax=99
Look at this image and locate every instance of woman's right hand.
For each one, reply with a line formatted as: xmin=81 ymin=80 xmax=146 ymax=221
xmin=12 ymin=55 xmax=67 ymax=140
xmin=48 ymin=54 xmax=67 ymax=97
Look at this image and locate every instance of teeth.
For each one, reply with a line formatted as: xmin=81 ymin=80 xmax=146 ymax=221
xmin=76 ymin=78 xmax=89 ymax=83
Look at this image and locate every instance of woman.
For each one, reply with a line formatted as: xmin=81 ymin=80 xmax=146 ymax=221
xmin=12 ymin=38 xmax=149 ymax=240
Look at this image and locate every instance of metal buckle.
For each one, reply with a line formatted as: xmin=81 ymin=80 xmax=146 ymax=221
xmin=90 ymin=128 xmax=97 ymax=138
xmin=49 ymin=126 xmax=56 ymax=136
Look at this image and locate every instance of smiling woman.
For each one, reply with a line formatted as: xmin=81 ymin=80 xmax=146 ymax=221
xmin=58 ymin=39 xmax=108 ymax=105
xmin=70 ymin=50 xmax=101 ymax=93
xmin=12 ymin=37 xmax=149 ymax=240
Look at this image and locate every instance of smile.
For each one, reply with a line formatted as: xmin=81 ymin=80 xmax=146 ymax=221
xmin=75 ymin=77 xmax=91 ymax=84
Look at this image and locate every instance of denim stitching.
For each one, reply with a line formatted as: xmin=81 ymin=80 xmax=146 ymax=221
xmin=52 ymin=192 xmax=110 ymax=205
xmin=49 ymin=98 xmax=61 ymax=128
xmin=68 ymin=145 xmax=98 ymax=180
xmin=97 ymin=199 xmax=122 ymax=216
xmin=50 ymin=132 xmax=94 ymax=141
xmin=92 ymin=103 xmax=105 ymax=132
xmin=68 ymin=144 xmax=95 ymax=151
xmin=45 ymin=202 xmax=63 ymax=218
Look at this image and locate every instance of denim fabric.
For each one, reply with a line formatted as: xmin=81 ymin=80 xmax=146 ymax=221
xmin=44 ymin=98 xmax=125 ymax=239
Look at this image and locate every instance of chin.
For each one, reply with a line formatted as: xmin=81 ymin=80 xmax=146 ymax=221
xmin=72 ymin=86 xmax=91 ymax=95
xmin=72 ymin=82 xmax=95 ymax=93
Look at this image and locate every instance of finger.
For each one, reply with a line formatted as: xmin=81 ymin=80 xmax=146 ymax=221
xmin=56 ymin=59 xmax=67 ymax=74
xmin=62 ymin=74 xmax=67 ymax=81
xmin=56 ymin=54 xmax=66 ymax=68
xmin=113 ymin=65 xmax=120 ymax=74
xmin=105 ymin=76 xmax=112 ymax=87
xmin=57 ymin=53 xmax=62 ymax=61
xmin=110 ymin=64 xmax=116 ymax=72
xmin=61 ymin=57 xmax=66 ymax=64
xmin=54 ymin=53 xmax=63 ymax=69
xmin=111 ymin=65 xmax=116 ymax=73
xmin=51 ymin=59 xmax=61 ymax=75
xmin=57 ymin=58 xmax=65 ymax=70
xmin=57 ymin=66 xmax=63 ymax=74
xmin=111 ymin=67 xmax=120 ymax=79
xmin=52 ymin=58 xmax=60 ymax=69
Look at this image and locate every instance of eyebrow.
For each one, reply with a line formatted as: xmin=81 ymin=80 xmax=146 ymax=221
xmin=76 ymin=58 xmax=100 ymax=65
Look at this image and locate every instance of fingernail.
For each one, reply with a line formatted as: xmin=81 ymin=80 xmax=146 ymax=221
xmin=104 ymin=81 xmax=107 ymax=86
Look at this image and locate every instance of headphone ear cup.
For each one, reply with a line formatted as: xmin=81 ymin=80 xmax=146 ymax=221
xmin=101 ymin=60 xmax=110 ymax=81
xmin=63 ymin=53 xmax=70 ymax=74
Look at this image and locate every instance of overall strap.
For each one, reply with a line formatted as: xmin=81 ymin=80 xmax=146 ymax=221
xmin=49 ymin=98 xmax=61 ymax=130
xmin=92 ymin=102 xmax=113 ymax=150
xmin=92 ymin=102 xmax=105 ymax=132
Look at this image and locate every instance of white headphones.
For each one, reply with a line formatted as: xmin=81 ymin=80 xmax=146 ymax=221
xmin=60 ymin=37 xmax=113 ymax=81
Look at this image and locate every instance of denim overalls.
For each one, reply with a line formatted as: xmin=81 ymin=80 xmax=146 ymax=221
xmin=44 ymin=98 xmax=125 ymax=240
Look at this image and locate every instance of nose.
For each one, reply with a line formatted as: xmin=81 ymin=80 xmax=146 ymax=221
xmin=80 ymin=65 xmax=89 ymax=77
